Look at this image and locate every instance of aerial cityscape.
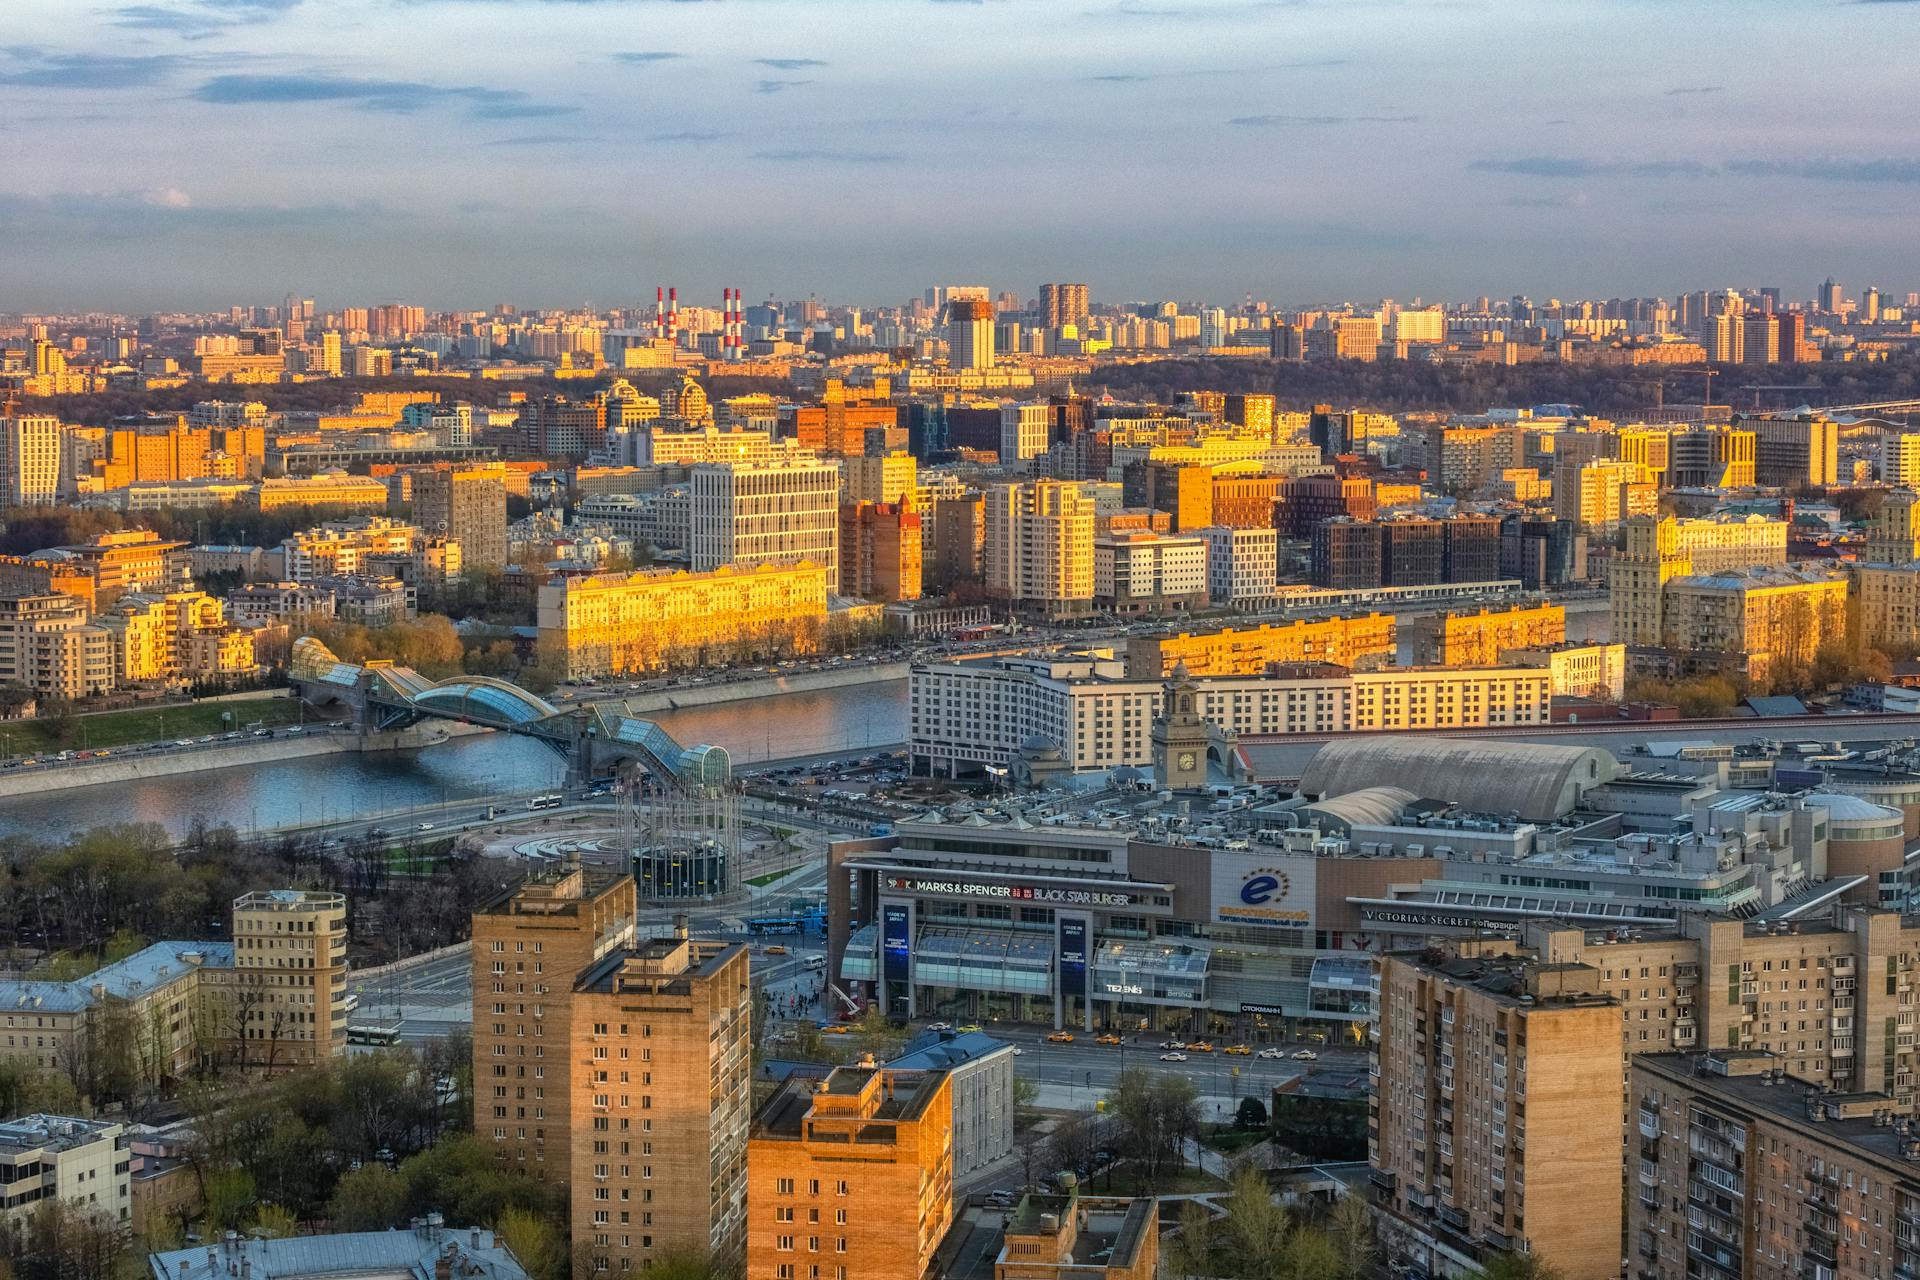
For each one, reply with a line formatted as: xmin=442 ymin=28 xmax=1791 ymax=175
xmin=8 ymin=2 xmax=1920 ymax=1280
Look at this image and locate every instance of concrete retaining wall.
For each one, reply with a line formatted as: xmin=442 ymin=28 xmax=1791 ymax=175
xmin=0 ymin=723 xmax=460 ymax=799
xmin=614 ymin=661 xmax=908 ymax=713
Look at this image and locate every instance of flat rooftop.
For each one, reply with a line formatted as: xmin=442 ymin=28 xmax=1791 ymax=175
xmin=1637 ymin=1051 xmax=1920 ymax=1171
xmin=0 ymin=1114 xmax=118 ymax=1156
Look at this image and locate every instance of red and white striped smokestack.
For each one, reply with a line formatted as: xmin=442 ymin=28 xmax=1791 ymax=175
xmin=668 ymin=287 xmax=678 ymax=342
xmin=655 ymin=286 xmax=664 ymax=340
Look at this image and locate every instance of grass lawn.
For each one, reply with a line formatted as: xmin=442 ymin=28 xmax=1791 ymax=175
xmin=7 ymin=698 xmax=311 ymax=756
xmin=745 ymin=865 xmax=800 ymax=888
xmin=1204 ymin=1128 xmax=1267 ymax=1156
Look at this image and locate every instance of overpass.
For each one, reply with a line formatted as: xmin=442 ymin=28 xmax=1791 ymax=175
xmin=289 ymin=637 xmax=731 ymax=791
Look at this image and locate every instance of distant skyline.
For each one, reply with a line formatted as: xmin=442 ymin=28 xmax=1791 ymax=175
xmin=5 ymin=0 xmax=1920 ymax=311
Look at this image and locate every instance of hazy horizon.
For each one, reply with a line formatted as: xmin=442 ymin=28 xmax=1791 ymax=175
xmin=7 ymin=0 xmax=1920 ymax=312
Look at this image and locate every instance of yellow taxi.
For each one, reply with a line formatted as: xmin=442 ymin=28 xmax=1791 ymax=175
xmin=821 ymin=1024 xmax=854 ymax=1035
xmin=1187 ymin=1041 xmax=1215 ymax=1053
xmin=1095 ymin=1034 xmax=1123 ymax=1046
xmin=1045 ymin=1031 xmax=1076 ymax=1044
xmin=765 ymin=945 xmax=788 ymax=955
xmin=1224 ymin=1044 xmax=1253 ymax=1055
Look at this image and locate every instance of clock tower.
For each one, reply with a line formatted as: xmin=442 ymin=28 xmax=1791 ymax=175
xmin=1151 ymin=662 xmax=1210 ymax=792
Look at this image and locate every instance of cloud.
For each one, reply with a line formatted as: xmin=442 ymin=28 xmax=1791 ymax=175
xmin=613 ymin=51 xmax=681 ymax=64
xmin=1230 ymin=113 xmax=1418 ymax=126
xmin=751 ymin=147 xmax=905 ymax=164
xmin=1089 ymin=73 xmax=1151 ymax=83
xmin=754 ymin=78 xmax=812 ymax=93
xmin=191 ymin=73 xmax=576 ymax=119
xmin=142 ymin=187 xmax=193 ymax=208
xmin=0 ymin=51 xmax=188 ymax=89
xmin=482 ymin=134 xmax=599 ymax=147
xmin=107 ymin=0 xmax=300 ymax=38
xmin=1664 ymin=85 xmax=1724 ymax=95
xmin=1472 ymin=154 xmax=1920 ymax=184
xmin=754 ymin=58 xmax=828 ymax=70
xmin=1467 ymin=155 xmax=1710 ymax=178
xmin=650 ymin=129 xmax=731 ymax=142
xmin=1727 ymin=157 xmax=1920 ymax=183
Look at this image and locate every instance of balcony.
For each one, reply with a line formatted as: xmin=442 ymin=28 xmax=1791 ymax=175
xmin=1640 ymin=1113 xmax=1661 ymax=1139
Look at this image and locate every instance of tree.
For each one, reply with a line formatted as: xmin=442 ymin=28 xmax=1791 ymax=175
xmin=1222 ymin=1164 xmax=1290 ymax=1278
xmin=329 ymin=1165 xmax=409 ymax=1232
xmin=1044 ymin=1116 xmax=1097 ymax=1184
xmin=1160 ymin=1199 xmax=1217 ymax=1280
xmin=1110 ymin=1067 xmax=1201 ymax=1192
xmin=1327 ymin=1191 xmax=1376 ymax=1280
xmin=644 ymin=1247 xmax=724 ymax=1280
xmin=1235 ymin=1096 xmax=1270 ymax=1131
xmin=1012 ymin=1076 xmax=1038 ymax=1113
xmin=495 ymin=1206 xmax=568 ymax=1280
xmin=0 ymin=1200 xmax=126 ymax=1280
xmin=1477 ymin=1254 xmax=1564 ymax=1280
xmin=250 ymin=1204 xmax=298 ymax=1239
xmin=200 ymin=1168 xmax=257 ymax=1232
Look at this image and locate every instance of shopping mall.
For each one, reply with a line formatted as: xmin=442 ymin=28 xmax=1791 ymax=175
xmin=826 ymin=812 xmax=1403 ymax=1041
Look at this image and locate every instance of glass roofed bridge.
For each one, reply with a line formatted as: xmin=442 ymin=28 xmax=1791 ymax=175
xmin=288 ymin=636 xmax=730 ymax=791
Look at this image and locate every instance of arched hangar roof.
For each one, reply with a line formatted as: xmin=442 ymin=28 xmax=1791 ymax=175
xmin=1296 ymin=737 xmax=1620 ymax=822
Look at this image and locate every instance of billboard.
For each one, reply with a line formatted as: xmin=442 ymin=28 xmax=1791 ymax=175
xmin=881 ymin=902 xmax=912 ymax=985
xmin=1058 ymin=917 xmax=1088 ymax=999
xmin=880 ymin=873 xmax=1141 ymax=908
xmin=1209 ymin=850 xmax=1316 ymax=928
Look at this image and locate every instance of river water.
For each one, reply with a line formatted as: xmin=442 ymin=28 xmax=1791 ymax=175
xmin=0 ymin=679 xmax=909 ymax=842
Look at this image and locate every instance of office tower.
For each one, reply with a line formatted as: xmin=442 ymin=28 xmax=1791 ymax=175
xmin=229 ymin=890 xmax=349 ymax=1069
xmin=473 ymin=871 xmax=638 ymax=1188
xmin=690 ymin=456 xmax=840 ymax=592
xmin=1039 ymin=282 xmax=1089 ymax=330
xmin=311 ymin=329 xmax=342 ymax=377
xmin=983 ymin=480 xmax=1095 ymax=615
xmin=0 ymin=413 xmax=60 ymax=509
xmin=1498 ymin=515 xmax=1587 ymax=590
xmin=1199 ymin=307 xmax=1228 ymax=350
xmin=1378 ymin=518 xmax=1444 ymax=586
xmin=1441 ymin=514 xmax=1502 ymax=583
xmin=1776 ymin=310 xmax=1808 ymax=362
xmin=412 ymin=462 xmax=509 ymax=570
xmin=1820 ymin=278 xmax=1844 ymax=314
xmin=1309 ymin=519 xmax=1383 ymax=590
xmin=998 ymin=402 xmax=1051 ymax=467
xmin=1667 ymin=427 xmax=1757 ymax=488
xmin=1706 ymin=312 xmax=1745 ymax=363
xmin=1222 ymin=393 xmax=1276 ymax=437
xmin=571 ymin=934 xmax=752 ymax=1275
xmin=1865 ymin=284 xmax=1883 ymax=323
xmin=947 ymin=298 xmax=995 ymax=370
xmin=1748 ymin=414 xmax=1840 ymax=486
xmin=747 ymin=1065 xmax=955 ymax=1280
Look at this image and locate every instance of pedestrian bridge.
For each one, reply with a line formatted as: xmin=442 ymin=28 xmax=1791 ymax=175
xmin=289 ymin=637 xmax=730 ymax=791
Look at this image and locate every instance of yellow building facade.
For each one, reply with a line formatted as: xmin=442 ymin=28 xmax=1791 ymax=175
xmin=1433 ymin=603 xmax=1566 ymax=666
xmin=1123 ymin=613 xmax=1396 ymax=679
xmin=537 ymin=561 xmax=832 ymax=679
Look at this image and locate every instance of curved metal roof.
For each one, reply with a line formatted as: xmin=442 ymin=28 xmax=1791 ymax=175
xmin=1297 ymin=737 xmax=1620 ymax=822
xmin=412 ymin=679 xmax=560 ymax=726
xmin=1295 ymin=785 xmax=1419 ymax=834
xmin=1804 ymin=792 xmax=1903 ymax=826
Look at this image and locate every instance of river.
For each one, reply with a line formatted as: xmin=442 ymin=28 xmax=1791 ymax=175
xmin=0 ymin=679 xmax=909 ymax=843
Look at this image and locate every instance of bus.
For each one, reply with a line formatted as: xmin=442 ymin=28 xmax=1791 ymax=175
xmin=348 ymin=1023 xmax=402 ymax=1047
xmin=526 ymin=794 xmax=563 ymax=811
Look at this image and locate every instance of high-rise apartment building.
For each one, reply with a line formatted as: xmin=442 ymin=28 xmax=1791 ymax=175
xmin=0 ymin=414 xmax=60 ymax=509
xmin=1884 ymin=434 xmax=1920 ymax=489
xmin=1199 ymin=525 xmax=1278 ymax=604
xmin=983 ymin=480 xmax=1095 ymax=616
xmin=570 ymin=934 xmax=752 ymax=1275
xmin=690 ymin=456 xmax=840 ymax=592
xmin=1039 ymin=283 xmax=1089 ymax=330
xmin=948 ymin=298 xmax=995 ymax=370
xmin=1667 ymin=427 xmax=1756 ymax=488
xmin=229 ymin=890 xmax=348 ymax=1070
xmin=1371 ymin=941 xmax=1625 ymax=1280
xmin=412 ymin=462 xmax=508 ymax=570
xmin=473 ymin=871 xmax=638 ymax=1188
xmin=840 ymin=501 xmax=923 ymax=602
xmin=0 ymin=593 xmax=115 ymax=699
xmin=747 ymin=1065 xmax=955 ymax=1280
xmin=1554 ymin=458 xmax=1658 ymax=532
xmin=1629 ymin=1049 xmax=1920 ymax=1280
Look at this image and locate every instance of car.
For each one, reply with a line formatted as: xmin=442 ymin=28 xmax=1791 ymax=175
xmin=1224 ymin=1044 xmax=1252 ymax=1055
xmin=1187 ymin=1041 xmax=1215 ymax=1053
xmin=764 ymin=945 xmax=788 ymax=956
xmin=820 ymin=1024 xmax=853 ymax=1035
xmin=1291 ymin=1050 xmax=1318 ymax=1061
xmin=1159 ymin=1041 xmax=1187 ymax=1051
xmin=1094 ymin=1034 xmax=1122 ymax=1046
xmin=1011 ymin=1047 xmax=1023 ymax=1056
xmin=1159 ymin=1052 xmax=1188 ymax=1062
xmin=925 ymin=1021 xmax=952 ymax=1032
xmin=1256 ymin=1048 xmax=1285 ymax=1060
xmin=417 ymin=823 xmax=435 ymax=832
xmin=1045 ymin=1031 xmax=1075 ymax=1044
xmin=958 ymin=1024 xmax=982 ymax=1034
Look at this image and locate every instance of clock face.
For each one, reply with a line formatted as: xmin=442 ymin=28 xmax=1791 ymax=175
xmin=1177 ymin=751 xmax=1198 ymax=772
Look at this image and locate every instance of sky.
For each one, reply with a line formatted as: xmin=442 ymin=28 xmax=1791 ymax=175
xmin=4 ymin=0 xmax=1920 ymax=312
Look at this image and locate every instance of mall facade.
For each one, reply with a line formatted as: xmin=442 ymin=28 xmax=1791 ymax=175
xmin=826 ymin=816 xmax=1412 ymax=1040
